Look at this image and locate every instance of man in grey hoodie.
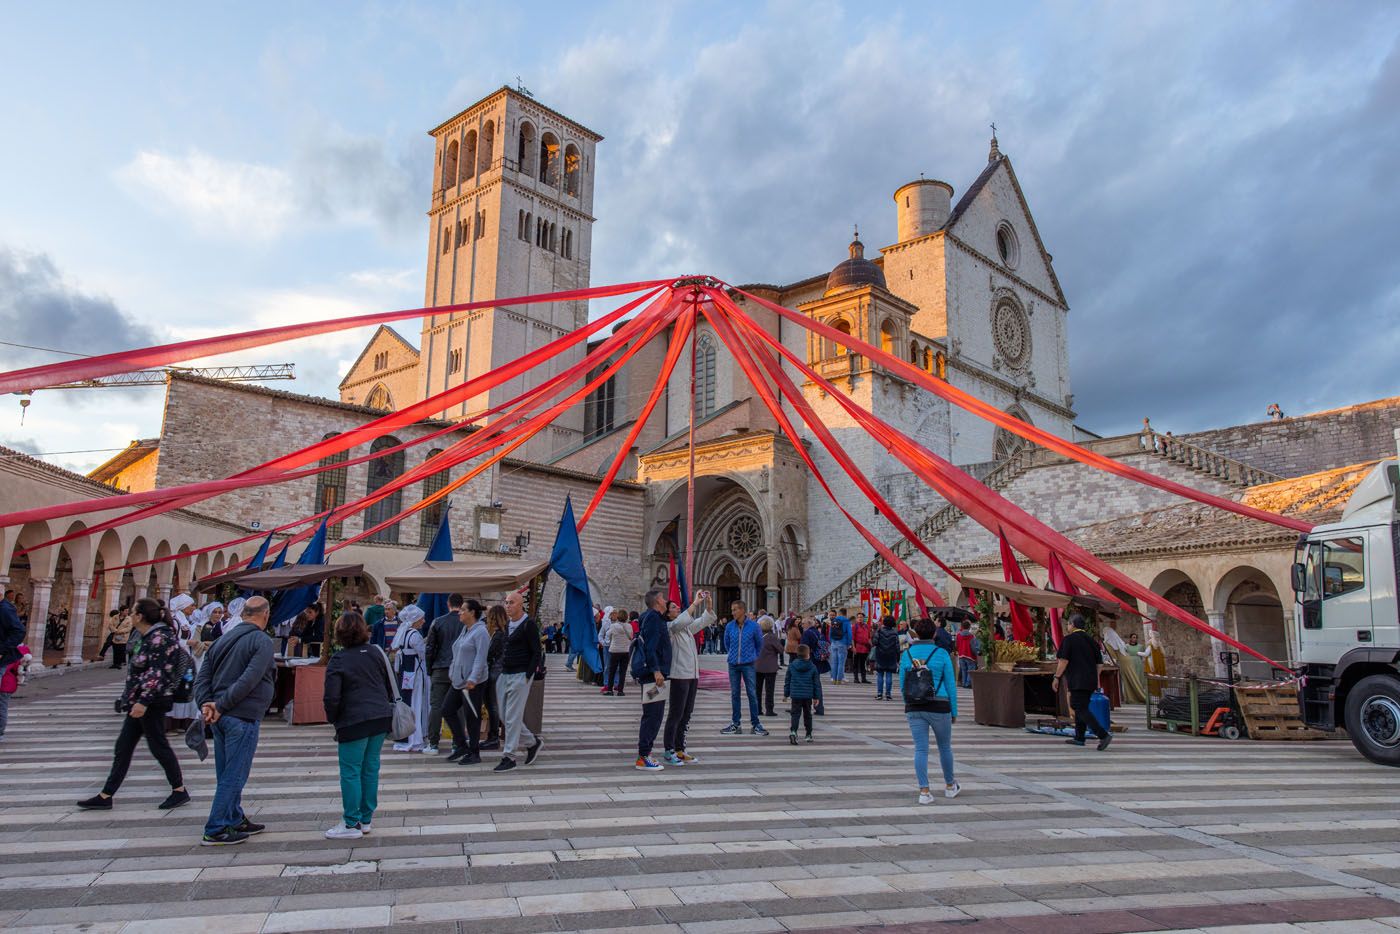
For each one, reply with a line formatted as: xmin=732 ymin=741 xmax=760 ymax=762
xmin=442 ymin=598 xmax=489 ymax=765
xmin=194 ymin=595 xmax=276 ymax=846
xmin=662 ymin=592 xmax=714 ymax=767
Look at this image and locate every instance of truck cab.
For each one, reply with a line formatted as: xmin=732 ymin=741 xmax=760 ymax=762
xmin=1293 ymin=445 xmax=1400 ymax=765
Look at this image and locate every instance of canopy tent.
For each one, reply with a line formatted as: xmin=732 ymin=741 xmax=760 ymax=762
xmin=234 ymin=563 xmax=365 ymax=591
xmin=384 ymin=557 xmax=549 ymax=595
xmin=193 ymin=565 xmax=266 ymax=594
xmin=962 ymin=577 xmax=1133 ymax=616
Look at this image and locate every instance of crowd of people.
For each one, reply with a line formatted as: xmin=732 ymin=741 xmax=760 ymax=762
xmin=58 ymin=578 xmax=1124 ymax=846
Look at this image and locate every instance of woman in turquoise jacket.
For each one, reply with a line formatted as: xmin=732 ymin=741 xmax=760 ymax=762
xmin=899 ymin=617 xmax=960 ymax=805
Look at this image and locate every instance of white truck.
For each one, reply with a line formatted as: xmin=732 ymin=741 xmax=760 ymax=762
xmin=1292 ymin=431 xmax=1400 ymax=765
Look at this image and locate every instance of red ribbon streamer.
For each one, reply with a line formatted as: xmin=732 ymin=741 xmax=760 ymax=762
xmin=0 ymin=279 xmax=672 ymax=395
xmin=998 ymin=528 xmax=1037 ymax=643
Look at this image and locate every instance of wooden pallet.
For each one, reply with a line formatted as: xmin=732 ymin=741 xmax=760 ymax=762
xmin=1234 ymin=684 xmax=1331 ymax=741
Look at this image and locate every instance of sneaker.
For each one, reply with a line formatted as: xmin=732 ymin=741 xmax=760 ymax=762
xmin=392 ymin=742 xmax=412 ymax=752
xmin=458 ymin=752 xmax=481 ymax=765
xmin=615 ymin=690 xmax=625 ymax=697
xmin=201 ymin=828 xmax=250 ymax=846
xmin=525 ymin=737 xmax=543 ymax=765
xmin=675 ymin=751 xmax=698 ymax=764
xmin=479 ymin=739 xmax=501 ymax=751
xmin=446 ymin=748 xmax=467 ymax=762
xmin=720 ymin=723 xmax=741 ymax=735
xmin=234 ymin=817 xmax=266 ymax=836
xmin=493 ymin=756 xmax=517 ymax=773
xmin=789 ymin=732 xmax=798 ymax=746
xmin=751 ymin=725 xmax=769 ymax=736
xmin=324 ymin=823 xmax=363 ymax=840
xmin=420 ymin=745 xmax=440 ymax=755
xmin=359 ymin=822 xmax=372 ymax=835
xmin=918 ymin=791 xmax=935 ymax=805
xmin=158 ymin=789 xmax=191 ymax=811
xmin=1097 ymin=732 xmax=1113 ymax=752
xmin=76 ymin=794 xmax=113 ymax=811
xmin=945 ymin=782 xmax=961 ymax=799
xmin=601 ymin=688 xmax=613 ymax=695
xmin=1065 ymin=738 xmax=1086 ymax=747
xmin=634 ymin=756 xmax=664 ymax=772
xmin=662 ymin=751 xmax=684 ymax=766
xmin=806 ymin=734 xmax=815 ymax=743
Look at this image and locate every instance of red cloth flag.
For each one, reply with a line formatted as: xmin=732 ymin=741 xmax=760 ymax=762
xmin=667 ymin=552 xmax=682 ymax=607
xmin=1046 ymin=551 xmax=1077 ymax=649
xmin=998 ymin=528 xmax=1036 ymax=643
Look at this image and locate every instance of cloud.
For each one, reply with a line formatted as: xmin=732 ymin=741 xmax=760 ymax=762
xmin=116 ymin=131 xmax=422 ymax=241
xmin=0 ymin=247 xmax=161 ymax=366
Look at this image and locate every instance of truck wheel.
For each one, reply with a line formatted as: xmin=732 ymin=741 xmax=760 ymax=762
xmin=1344 ymin=675 xmax=1400 ymax=767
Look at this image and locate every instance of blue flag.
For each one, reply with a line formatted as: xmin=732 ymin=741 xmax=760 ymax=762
xmin=415 ymin=508 xmax=454 ymax=626
xmin=269 ymin=542 xmax=289 ymax=569
xmin=247 ymin=533 xmax=273 ymax=571
xmin=549 ymin=496 xmax=602 ymax=674
xmin=269 ymin=518 xmax=327 ymax=627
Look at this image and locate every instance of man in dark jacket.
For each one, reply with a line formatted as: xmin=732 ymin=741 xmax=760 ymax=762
xmin=493 ymin=589 xmax=543 ymax=773
xmin=632 ymin=589 xmax=672 ymax=771
xmin=0 ymin=589 xmax=24 ymax=669
xmin=423 ymin=593 xmax=465 ymax=755
xmin=194 ymin=595 xmax=276 ymax=846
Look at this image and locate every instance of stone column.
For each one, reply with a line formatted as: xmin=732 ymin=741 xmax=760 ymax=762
xmin=26 ymin=578 xmax=53 ymax=670
xmin=765 ymin=546 xmax=780 ymax=614
xmin=1206 ymin=611 xmax=1229 ymax=679
xmin=157 ymin=583 xmax=173 ymax=605
xmin=65 ymin=579 xmax=92 ymax=665
xmin=104 ymin=582 xmax=123 ymax=615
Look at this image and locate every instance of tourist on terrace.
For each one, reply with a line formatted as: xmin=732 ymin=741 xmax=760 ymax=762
xmin=321 ymin=611 xmax=392 ymax=840
xmin=663 ymin=591 xmax=712 ymax=767
xmin=77 ymin=598 xmax=190 ymax=813
xmin=900 ymin=616 xmax=960 ymax=804
xmin=605 ymin=607 xmax=632 ymax=696
xmin=783 ymin=614 xmax=802 ymax=662
xmin=493 ymin=589 xmax=543 ymax=772
xmin=443 ymin=598 xmax=489 ymax=765
xmin=632 ymin=588 xmax=671 ymax=771
xmin=422 ymin=593 xmax=466 ymax=755
xmin=851 ymin=612 xmax=872 ymax=684
xmin=872 ymin=615 xmax=901 ymax=701
xmin=720 ymin=600 xmax=767 ymax=736
xmin=756 ymin=615 xmax=783 ymax=718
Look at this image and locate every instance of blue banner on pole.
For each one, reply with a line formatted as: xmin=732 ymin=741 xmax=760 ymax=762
xmin=415 ymin=508 xmax=454 ymax=626
xmin=269 ymin=518 xmax=327 ymax=626
xmin=549 ymin=496 xmax=602 ymax=675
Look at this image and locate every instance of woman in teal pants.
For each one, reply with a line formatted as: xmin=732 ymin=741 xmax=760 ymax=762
xmin=322 ymin=612 xmax=395 ymax=840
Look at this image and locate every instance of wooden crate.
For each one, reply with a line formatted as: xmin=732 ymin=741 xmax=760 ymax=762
xmin=1234 ymin=684 xmax=1329 ymax=741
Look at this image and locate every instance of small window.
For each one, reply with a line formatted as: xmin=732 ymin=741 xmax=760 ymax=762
xmin=1322 ymin=537 xmax=1365 ymax=599
xmin=441 ymin=226 xmax=450 ymax=254
xmin=996 ymin=222 xmax=1020 ymax=268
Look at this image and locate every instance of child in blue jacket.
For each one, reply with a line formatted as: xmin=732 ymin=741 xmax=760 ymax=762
xmin=783 ymin=645 xmax=823 ymax=744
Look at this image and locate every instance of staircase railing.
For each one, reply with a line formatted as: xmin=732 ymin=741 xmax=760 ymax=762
xmin=1140 ymin=431 xmax=1281 ymax=487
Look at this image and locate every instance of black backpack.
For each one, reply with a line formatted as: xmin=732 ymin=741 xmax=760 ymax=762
xmin=901 ymin=646 xmax=951 ymax=712
xmin=170 ymin=646 xmax=194 ymax=703
xmin=874 ymin=627 xmax=900 ymax=665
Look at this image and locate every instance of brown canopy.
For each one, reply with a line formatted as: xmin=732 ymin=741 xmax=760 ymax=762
xmin=384 ymin=557 xmax=549 ymax=594
xmin=233 ymin=563 xmax=365 ymax=591
xmin=193 ymin=565 xmax=263 ymax=594
xmin=959 ymin=576 xmax=1074 ymax=610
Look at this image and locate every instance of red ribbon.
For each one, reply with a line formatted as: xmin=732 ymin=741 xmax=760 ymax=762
xmin=998 ymin=528 xmax=1036 ymax=643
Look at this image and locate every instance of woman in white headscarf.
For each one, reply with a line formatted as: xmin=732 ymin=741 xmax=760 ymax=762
xmin=391 ymin=604 xmax=429 ymax=752
xmin=167 ymin=593 xmax=201 ymax=726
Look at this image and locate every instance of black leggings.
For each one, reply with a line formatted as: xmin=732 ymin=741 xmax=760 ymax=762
xmin=663 ymin=678 xmax=698 ymax=752
xmin=789 ymin=699 xmax=813 ymax=735
xmin=607 ymin=652 xmax=629 ymax=692
xmin=756 ymin=671 xmax=777 ymax=713
xmin=852 ymin=652 xmax=868 ymax=681
xmin=102 ymin=704 xmax=182 ymax=795
xmin=481 ymin=677 xmax=502 ymax=741
xmin=441 ymin=684 xmax=484 ymax=754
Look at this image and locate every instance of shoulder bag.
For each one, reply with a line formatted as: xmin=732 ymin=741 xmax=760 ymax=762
xmin=374 ymin=645 xmax=417 ymax=741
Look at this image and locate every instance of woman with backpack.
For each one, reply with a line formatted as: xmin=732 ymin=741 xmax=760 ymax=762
xmin=900 ymin=617 xmax=960 ymax=805
xmin=77 ymin=598 xmax=190 ymax=812
xmin=872 ymin=615 xmax=901 ymax=700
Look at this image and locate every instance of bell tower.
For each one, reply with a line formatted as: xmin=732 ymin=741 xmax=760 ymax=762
xmin=419 ymin=87 xmax=603 ymax=459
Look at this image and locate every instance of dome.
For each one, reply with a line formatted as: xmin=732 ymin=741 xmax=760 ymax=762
xmin=825 ymin=233 xmax=886 ymax=294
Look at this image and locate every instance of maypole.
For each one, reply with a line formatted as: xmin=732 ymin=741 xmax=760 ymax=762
xmin=685 ymin=286 xmax=700 ymax=597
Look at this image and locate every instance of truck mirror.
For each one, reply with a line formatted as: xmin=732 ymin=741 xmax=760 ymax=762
xmin=1290 ymin=562 xmax=1307 ymax=594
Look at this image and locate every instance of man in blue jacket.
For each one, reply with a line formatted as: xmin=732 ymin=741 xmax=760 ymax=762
xmin=632 ymin=589 xmax=672 ymax=771
xmin=721 ymin=601 xmax=767 ymax=736
xmin=827 ymin=609 xmax=852 ymax=684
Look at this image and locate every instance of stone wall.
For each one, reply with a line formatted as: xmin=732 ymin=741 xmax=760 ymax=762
xmin=1180 ymin=396 xmax=1400 ymax=477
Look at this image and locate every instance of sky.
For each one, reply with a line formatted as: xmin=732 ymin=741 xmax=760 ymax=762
xmin=1 ymin=0 xmax=1397 ymax=473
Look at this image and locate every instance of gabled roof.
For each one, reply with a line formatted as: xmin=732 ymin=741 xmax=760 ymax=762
xmin=339 ymin=325 xmax=420 ymax=390
xmin=88 ymin=438 xmax=160 ymax=484
xmin=945 ymin=154 xmax=1068 ymax=307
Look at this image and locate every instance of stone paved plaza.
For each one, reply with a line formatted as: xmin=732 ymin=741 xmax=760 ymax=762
xmin=5 ymin=659 xmax=1400 ymax=933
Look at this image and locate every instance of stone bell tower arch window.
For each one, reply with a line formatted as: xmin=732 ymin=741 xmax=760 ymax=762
xmin=696 ymin=333 xmax=717 ymax=417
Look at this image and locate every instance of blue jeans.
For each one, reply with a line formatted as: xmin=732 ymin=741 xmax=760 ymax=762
xmin=958 ymin=657 xmax=974 ymax=688
xmin=204 ymin=715 xmax=260 ymax=836
xmin=337 ymin=733 xmax=385 ymax=827
xmin=830 ymin=643 xmax=848 ymax=681
xmin=906 ymin=710 xmax=955 ymax=788
xmin=728 ymin=663 xmax=761 ymax=727
xmin=876 ymin=670 xmax=893 ymax=696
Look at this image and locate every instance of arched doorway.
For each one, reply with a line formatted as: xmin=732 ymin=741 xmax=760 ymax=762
xmin=715 ymin=564 xmax=741 ymax=619
xmin=1215 ymin=566 xmax=1288 ymax=679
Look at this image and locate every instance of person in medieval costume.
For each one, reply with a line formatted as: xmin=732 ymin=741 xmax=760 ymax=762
xmin=1140 ymin=622 xmax=1167 ymax=679
xmin=167 ymin=593 xmax=201 ymax=728
xmin=1099 ymin=616 xmax=1147 ymax=704
xmin=390 ymin=604 xmax=429 ymax=752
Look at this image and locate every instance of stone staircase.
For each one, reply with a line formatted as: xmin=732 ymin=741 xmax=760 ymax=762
xmin=804 ymin=431 xmax=1281 ymax=613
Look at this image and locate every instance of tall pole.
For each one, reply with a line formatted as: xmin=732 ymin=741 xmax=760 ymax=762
xmin=686 ymin=290 xmax=699 ymax=596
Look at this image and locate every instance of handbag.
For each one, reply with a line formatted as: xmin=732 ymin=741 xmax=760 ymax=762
xmin=374 ymin=645 xmax=417 ymax=741
xmin=902 ymin=647 xmax=952 ymax=713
